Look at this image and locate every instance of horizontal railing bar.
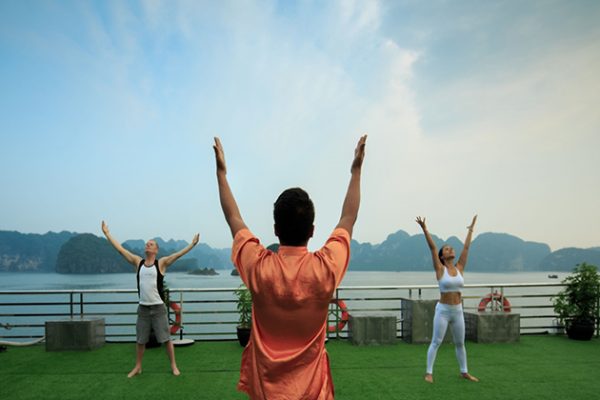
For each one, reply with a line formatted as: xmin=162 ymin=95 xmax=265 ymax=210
xmin=0 ymin=282 xmax=566 ymax=296
xmin=165 ymin=300 xmax=236 ymax=304
xmin=504 ymin=305 xmax=556 ymax=309
xmin=172 ymin=322 xmax=238 ymax=326
xmin=521 ymin=326 xmax=564 ymax=329
xmin=340 ymin=283 xmax=563 ymax=290
xmin=0 ymin=311 xmax=240 ymax=318
xmin=101 ymin=334 xmax=136 ymax=337
xmin=0 ymin=313 xmax=75 ymax=317
xmin=0 ymin=290 xmax=136 ymax=295
xmin=0 ymin=302 xmax=90 ymax=307
xmin=0 ymin=335 xmax=47 ymax=339
xmin=170 ymin=310 xmax=238 ymax=315
xmin=0 ymin=288 xmax=241 ymax=295
xmin=463 ymin=306 xmax=556 ymax=310
xmin=336 ymin=297 xmax=406 ymax=301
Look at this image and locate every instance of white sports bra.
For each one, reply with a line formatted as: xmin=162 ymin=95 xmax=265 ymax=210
xmin=438 ymin=267 xmax=464 ymax=293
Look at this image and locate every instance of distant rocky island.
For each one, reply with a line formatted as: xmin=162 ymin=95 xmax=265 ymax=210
xmin=188 ymin=267 xmax=219 ymax=276
xmin=1 ymin=229 xmax=599 ymax=274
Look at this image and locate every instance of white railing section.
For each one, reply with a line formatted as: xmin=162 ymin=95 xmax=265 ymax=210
xmin=1 ymin=283 xmax=596 ymax=342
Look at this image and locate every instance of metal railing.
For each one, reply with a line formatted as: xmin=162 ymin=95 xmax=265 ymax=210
xmin=1 ymin=283 xmax=597 ymax=342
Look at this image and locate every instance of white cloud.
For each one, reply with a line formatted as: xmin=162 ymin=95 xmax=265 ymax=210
xmin=402 ymin=33 xmax=600 ymax=249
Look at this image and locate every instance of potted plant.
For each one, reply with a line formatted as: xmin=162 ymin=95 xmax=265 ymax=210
xmin=235 ymin=284 xmax=252 ymax=347
xmin=553 ymin=262 xmax=600 ymax=340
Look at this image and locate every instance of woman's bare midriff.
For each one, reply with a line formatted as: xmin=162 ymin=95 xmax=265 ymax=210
xmin=440 ymin=292 xmax=462 ymax=305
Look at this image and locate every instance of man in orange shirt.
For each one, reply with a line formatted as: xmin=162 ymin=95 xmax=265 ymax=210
xmin=213 ymin=135 xmax=367 ymax=399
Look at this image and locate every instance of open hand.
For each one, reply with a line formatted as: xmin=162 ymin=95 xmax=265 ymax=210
xmin=351 ymin=134 xmax=367 ymax=172
xmin=415 ymin=216 xmax=427 ymax=230
xmin=191 ymin=233 xmax=200 ymax=246
xmin=467 ymin=215 xmax=478 ymax=231
xmin=101 ymin=221 xmax=109 ymax=236
xmin=213 ymin=137 xmax=227 ymax=174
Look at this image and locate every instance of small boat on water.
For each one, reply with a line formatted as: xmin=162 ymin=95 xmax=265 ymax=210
xmin=548 ymin=274 xmax=558 ymax=279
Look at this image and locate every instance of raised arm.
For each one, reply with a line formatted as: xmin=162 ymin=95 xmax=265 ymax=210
xmin=416 ymin=216 xmax=443 ymax=273
xmin=456 ymin=215 xmax=477 ymax=272
xmin=101 ymin=221 xmax=142 ymax=270
xmin=159 ymin=233 xmax=200 ymax=272
xmin=213 ymin=137 xmax=248 ymax=238
xmin=335 ymin=135 xmax=367 ymax=237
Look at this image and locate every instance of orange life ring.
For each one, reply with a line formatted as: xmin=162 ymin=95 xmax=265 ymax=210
xmin=478 ymin=292 xmax=511 ymax=312
xmin=328 ymin=299 xmax=349 ymax=333
xmin=169 ymin=301 xmax=182 ymax=335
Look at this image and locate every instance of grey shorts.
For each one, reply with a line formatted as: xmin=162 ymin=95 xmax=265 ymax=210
xmin=136 ymin=304 xmax=170 ymax=344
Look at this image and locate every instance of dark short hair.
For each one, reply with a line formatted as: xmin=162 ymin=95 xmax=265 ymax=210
xmin=273 ymin=188 xmax=315 ymax=246
xmin=438 ymin=246 xmax=446 ymax=264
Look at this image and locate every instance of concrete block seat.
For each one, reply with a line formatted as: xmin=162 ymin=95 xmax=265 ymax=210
xmin=45 ymin=318 xmax=105 ymax=351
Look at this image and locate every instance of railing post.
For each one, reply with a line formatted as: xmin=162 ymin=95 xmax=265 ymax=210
xmin=69 ymin=292 xmax=74 ymax=318
xmin=80 ymin=292 xmax=84 ymax=318
xmin=335 ymin=288 xmax=340 ymax=340
xmin=596 ymin=283 xmax=599 ymax=338
xmin=180 ymin=291 xmax=184 ymax=340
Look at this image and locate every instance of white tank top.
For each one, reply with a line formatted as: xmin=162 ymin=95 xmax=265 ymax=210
xmin=139 ymin=264 xmax=164 ymax=305
xmin=438 ymin=267 xmax=464 ymax=293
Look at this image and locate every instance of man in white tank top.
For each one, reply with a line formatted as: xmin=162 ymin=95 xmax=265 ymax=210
xmin=102 ymin=221 xmax=199 ymax=378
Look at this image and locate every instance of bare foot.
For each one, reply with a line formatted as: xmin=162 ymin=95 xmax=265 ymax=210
xmin=424 ymin=374 xmax=433 ymax=383
xmin=127 ymin=366 xmax=142 ymax=378
xmin=461 ymin=372 xmax=479 ymax=382
xmin=172 ymin=366 xmax=181 ymax=376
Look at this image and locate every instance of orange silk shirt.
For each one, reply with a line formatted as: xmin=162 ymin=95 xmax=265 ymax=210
xmin=232 ymin=228 xmax=351 ymax=400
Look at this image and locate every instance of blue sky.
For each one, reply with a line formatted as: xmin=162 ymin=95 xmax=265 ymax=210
xmin=1 ymin=0 xmax=599 ymax=251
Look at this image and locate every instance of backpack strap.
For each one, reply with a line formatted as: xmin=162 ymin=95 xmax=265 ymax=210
xmin=155 ymin=259 xmax=165 ymax=302
xmin=136 ymin=259 xmax=145 ymax=299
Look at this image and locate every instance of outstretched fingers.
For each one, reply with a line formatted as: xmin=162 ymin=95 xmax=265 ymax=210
xmin=213 ymin=137 xmax=227 ymax=173
xmin=351 ymin=134 xmax=368 ymax=171
xmin=213 ymin=136 xmax=222 ymax=150
xmin=355 ymin=134 xmax=367 ymax=158
xmin=468 ymin=215 xmax=478 ymax=230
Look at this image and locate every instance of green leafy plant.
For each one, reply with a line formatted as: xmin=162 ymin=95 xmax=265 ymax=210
xmin=553 ymin=262 xmax=600 ymax=328
xmin=234 ymin=284 xmax=252 ymax=329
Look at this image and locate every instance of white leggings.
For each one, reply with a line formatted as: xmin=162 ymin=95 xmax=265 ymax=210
xmin=426 ymin=302 xmax=468 ymax=374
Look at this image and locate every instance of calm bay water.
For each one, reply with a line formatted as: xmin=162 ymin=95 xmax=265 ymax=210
xmin=0 ymin=270 xmax=566 ymax=291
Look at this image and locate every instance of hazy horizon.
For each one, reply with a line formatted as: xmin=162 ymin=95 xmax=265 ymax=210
xmin=1 ymin=225 xmax=597 ymax=254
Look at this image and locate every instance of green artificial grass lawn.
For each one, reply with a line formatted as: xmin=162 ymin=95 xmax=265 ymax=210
xmin=1 ymin=336 xmax=598 ymax=400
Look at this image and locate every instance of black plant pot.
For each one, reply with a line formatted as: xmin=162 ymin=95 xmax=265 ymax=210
xmin=237 ymin=326 xmax=251 ymax=347
xmin=566 ymin=319 xmax=595 ymax=341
